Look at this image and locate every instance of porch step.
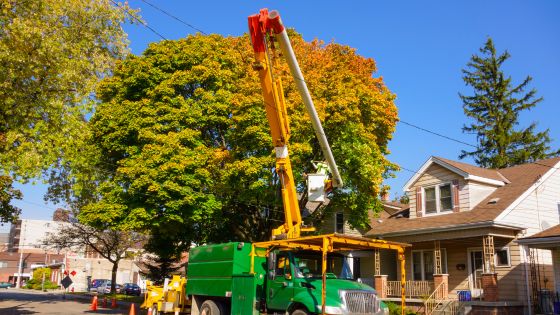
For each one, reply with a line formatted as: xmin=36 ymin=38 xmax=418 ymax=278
xmin=432 ymin=300 xmax=463 ymax=315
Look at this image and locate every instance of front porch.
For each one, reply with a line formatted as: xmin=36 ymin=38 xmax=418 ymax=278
xmin=370 ymin=229 xmax=529 ymax=314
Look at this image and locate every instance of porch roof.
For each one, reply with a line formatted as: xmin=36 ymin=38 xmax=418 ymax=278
xmin=368 ymin=156 xmax=560 ymax=238
xmin=517 ymin=224 xmax=560 ymax=249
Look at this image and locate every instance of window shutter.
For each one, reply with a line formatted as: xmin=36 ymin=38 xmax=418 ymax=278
xmin=416 ymin=187 xmax=423 ymax=218
xmin=452 ymin=179 xmax=460 ymax=212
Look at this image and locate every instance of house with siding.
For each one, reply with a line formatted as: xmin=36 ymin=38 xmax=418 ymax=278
xmin=518 ymin=224 xmax=560 ymax=314
xmin=366 ymin=156 xmax=560 ymax=314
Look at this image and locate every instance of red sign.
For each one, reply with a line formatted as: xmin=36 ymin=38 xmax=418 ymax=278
xmin=70 ymin=270 xmax=76 ymax=276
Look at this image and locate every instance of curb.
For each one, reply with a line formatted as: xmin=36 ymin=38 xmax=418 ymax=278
xmin=61 ymin=292 xmax=138 ymax=311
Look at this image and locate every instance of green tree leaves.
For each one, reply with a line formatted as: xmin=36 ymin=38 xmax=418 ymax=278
xmin=0 ymin=175 xmax=22 ymax=223
xmin=0 ymin=0 xmax=132 ymax=222
xmin=460 ymin=38 xmax=559 ymax=168
xmin=79 ymin=33 xmax=397 ymax=249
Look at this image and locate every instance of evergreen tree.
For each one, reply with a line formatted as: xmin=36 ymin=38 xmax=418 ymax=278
xmin=459 ymin=38 xmax=559 ymax=168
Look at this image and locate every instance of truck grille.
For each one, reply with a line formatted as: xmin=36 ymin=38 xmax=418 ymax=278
xmin=340 ymin=290 xmax=381 ymax=314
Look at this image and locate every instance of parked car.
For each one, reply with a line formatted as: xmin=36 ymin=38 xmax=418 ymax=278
xmin=0 ymin=281 xmax=13 ymax=289
xmin=90 ymin=279 xmax=109 ymax=292
xmin=97 ymin=281 xmax=122 ymax=294
xmin=122 ymin=283 xmax=141 ymax=296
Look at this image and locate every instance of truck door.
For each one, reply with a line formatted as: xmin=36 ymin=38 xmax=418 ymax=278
xmin=267 ymin=253 xmax=294 ymax=311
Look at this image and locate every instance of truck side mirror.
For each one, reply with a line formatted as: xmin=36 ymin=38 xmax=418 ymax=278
xmin=268 ymin=252 xmax=276 ymax=280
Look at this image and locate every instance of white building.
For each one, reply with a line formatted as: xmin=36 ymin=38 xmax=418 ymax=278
xmin=6 ymin=218 xmax=145 ymax=291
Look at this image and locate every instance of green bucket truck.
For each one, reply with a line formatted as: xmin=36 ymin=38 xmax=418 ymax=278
xmin=186 ymin=234 xmax=408 ymax=315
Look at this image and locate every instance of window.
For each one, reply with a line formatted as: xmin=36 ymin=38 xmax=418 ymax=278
xmin=425 ymin=187 xmax=437 ymax=214
xmin=412 ymin=249 xmax=448 ymax=281
xmin=439 ymin=184 xmax=452 ymax=210
xmin=495 ymin=248 xmax=510 ymax=267
xmin=423 ymin=183 xmax=453 ymax=215
xmin=335 ymin=212 xmax=344 ymax=234
xmin=0 ymin=261 xmax=7 ymax=268
xmin=275 ymin=254 xmax=291 ymax=278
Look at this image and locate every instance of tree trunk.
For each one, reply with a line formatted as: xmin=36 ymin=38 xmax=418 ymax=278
xmin=111 ymin=261 xmax=119 ymax=295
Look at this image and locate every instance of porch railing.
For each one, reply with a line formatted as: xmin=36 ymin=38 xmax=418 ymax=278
xmin=423 ymin=281 xmax=448 ymax=315
xmin=386 ymin=280 xmax=434 ymax=298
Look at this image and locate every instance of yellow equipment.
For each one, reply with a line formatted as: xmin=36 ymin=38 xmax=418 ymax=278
xmin=141 ymin=275 xmax=189 ymax=314
xmin=249 ymin=9 xmax=344 ymax=240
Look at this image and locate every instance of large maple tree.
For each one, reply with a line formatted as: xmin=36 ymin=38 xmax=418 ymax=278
xmin=74 ymin=33 xmax=397 ymax=252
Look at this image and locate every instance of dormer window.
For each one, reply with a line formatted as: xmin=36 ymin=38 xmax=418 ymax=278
xmin=423 ymin=183 xmax=453 ymax=215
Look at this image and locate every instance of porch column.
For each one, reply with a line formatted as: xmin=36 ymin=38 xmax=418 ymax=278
xmin=374 ymin=249 xmax=381 ymax=276
xmin=433 ymin=274 xmax=449 ymax=299
xmin=374 ymin=275 xmax=388 ymax=298
xmin=553 ymin=249 xmax=560 ymax=294
xmin=434 ymin=240 xmax=442 ymax=275
xmin=482 ymin=235 xmax=495 ymax=273
xmin=482 ymin=236 xmax=499 ymax=301
xmin=481 ymin=273 xmax=499 ymax=302
xmin=373 ymin=249 xmax=387 ymax=298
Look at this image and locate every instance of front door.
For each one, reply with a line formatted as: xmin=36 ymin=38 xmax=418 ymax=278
xmin=468 ymin=250 xmax=483 ymax=298
xmin=267 ymin=253 xmax=294 ymax=311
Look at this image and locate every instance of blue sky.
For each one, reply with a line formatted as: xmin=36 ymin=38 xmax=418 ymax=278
xmin=8 ymin=0 xmax=560 ymax=227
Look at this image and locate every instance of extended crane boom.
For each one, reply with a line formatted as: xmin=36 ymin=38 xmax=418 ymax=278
xmin=266 ymin=10 xmax=343 ymax=188
xmin=248 ymin=9 xmax=343 ymax=240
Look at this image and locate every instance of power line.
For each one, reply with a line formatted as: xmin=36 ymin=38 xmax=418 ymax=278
xmin=139 ymin=0 xmax=207 ymax=35
xmin=109 ymin=0 xmax=167 ymax=40
xmin=399 ymin=120 xmax=477 ymax=148
xmin=114 ymin=1 xmax=560 ymax=176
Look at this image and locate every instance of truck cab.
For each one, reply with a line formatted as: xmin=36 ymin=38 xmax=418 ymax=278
xmin=267 ymin=250 xmax=388 ymax=315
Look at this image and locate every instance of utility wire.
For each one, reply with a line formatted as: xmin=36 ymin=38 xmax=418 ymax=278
xmin=10 ymin=1 xmax=559 ymax=232
xmin=399 ymin=120 xmax=477 ymax=148
xmin=109 ymin=0 xmax=167 ymax=40
xmin=139 ymin=0 xmax=207 ymax=35
xmin=118 ymin=0 xmax=560 ymax=176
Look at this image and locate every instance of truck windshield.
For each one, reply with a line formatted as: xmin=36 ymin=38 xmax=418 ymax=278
xmin=293 ymin=252 xmax=353 ymax=280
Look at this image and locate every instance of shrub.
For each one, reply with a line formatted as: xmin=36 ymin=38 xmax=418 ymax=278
xmin=32 ymin=267 xmax=51 ymax=281
xmin=384 ymin=301 xmax=417 ymax=315
xmin=23 ymin=278 xmax=59 ymax=290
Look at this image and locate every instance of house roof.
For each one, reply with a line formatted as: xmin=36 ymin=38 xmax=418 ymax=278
xmin=433 ymin=157 xmax=509 ymax=183
xmin=402 ymin=156 xmax=509 ymax=190
xmin=519 ymin=224 xmax=560 ymax=240
xmin=368 ymin=156 xmax=560 ymax=237
xmin=382 ymin=200 xmax=409 ymax=215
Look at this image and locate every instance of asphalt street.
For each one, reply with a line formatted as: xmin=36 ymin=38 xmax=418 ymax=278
xmin=0 ymin=289 xmax=143 ymax=314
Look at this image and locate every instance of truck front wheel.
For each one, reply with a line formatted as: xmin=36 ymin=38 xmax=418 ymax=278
xmin=200 ymin=300 xmax=223 ymax=315
xmin=290 ymin=309 xmax=309 ymax=315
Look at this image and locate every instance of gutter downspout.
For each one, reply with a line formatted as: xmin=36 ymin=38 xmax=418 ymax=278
xmin=520 ymin=244 xmax=532 ymax=315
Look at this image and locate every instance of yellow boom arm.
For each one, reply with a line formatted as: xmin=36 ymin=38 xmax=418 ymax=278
xmin=248 ymin=9 xmax=314 ymax=239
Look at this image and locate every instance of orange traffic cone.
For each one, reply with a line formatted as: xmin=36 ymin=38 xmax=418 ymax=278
xmin=128 ymin=303 xmax=136 ymax=315
xmin=111 ymin=297 xmax=117 ymax=308
xmin=90 ymin=296 xmax=98 ymax=311
xmin=102 ymin=297 xmax=107 ymax=308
